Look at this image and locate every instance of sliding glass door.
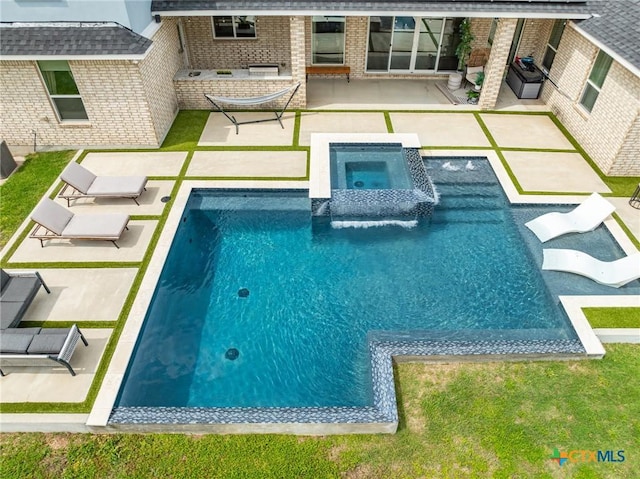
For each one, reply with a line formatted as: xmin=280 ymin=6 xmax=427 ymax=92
xmin=366 ymin=16 xmax=462 ymax=73
xmin=390 ymin=17 xmax=415 ymax=70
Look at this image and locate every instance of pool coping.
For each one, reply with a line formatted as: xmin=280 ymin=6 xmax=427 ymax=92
xmin=309 ymin=133 xmax=421 ymax=199
xmin=86 ymin=150 xmax=637 ymax=432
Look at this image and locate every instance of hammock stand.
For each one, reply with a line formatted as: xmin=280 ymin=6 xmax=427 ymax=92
xmin=204 ymin=83 xmax=300 ymax=134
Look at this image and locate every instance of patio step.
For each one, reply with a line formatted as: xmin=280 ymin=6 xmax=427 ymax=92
xmin=430 ymin=206 xmax=505 ymax=224
xmin=435 ymin=184 xmax=503 ymax=208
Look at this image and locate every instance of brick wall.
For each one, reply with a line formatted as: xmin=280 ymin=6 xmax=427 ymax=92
xmin=175 ymin=16 xmax=305 ymax=109
xmin=517 ymin=19 xmax=554 ymax=64
xmin=289 ymin=16 xmax=307 ymax=107
xmin=0 ymin=60 xmax=159 ymax=148
xmin=183 ymin=16 xmax=291 ymax=70
xmin=176 ymin=79 xmax=301 ymax=110
xmin=479 ymin=18 xmax=517 ymax=110
xmin=471 ymin=18 xmax=492 ymax=48
xmin=139 ymin=19 xmax=182 ymax=145
xmin=542 ymin=23 xmax=640 ymax=175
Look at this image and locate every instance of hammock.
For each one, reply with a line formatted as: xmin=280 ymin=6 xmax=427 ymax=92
xmin=204 ymin=83 xmax=300 ymax=134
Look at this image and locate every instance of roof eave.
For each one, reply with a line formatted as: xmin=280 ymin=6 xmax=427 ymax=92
xmin=0 ymin=53 xmax=149 ymax=61
xmin=571 ymin=21 xmax=640 ymax=78
xmin=152 ymin=9 xmax=594 ymax=20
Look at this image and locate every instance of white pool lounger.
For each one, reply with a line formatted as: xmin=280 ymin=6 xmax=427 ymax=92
xmin=525 ymin=193 xmax=615 ymax=243
xmin=542 ymin=249 xmax=640 ymax=288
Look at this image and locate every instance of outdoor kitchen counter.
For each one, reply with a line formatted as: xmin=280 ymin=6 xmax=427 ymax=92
xmin=174 ymin=69 xmax=293 ymax=81
xmin=173 ymin=69 xmax=301 ymax=110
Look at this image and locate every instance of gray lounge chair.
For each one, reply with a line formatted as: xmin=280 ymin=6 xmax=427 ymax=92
xmin=0 ymin=325 xmax=88 ymax=376
xmin=58 ymin=162 xmax=147 ymax=206
xmin=1 ymin=269 xmax=50 ymax=330
xmin=30 ymin=198 xmax=130 ymax=248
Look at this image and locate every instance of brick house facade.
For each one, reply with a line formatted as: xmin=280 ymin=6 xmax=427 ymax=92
xmin=0 ymin=1 xmax=637 ymax=175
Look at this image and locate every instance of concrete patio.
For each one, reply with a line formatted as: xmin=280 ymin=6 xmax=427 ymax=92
xmin=0 ymin=108 xmax=637 ymax=430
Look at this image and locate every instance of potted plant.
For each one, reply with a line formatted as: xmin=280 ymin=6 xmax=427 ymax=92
xmin=455 ymin=19 xmax=474 ymax=72
xmin=473 ymin=71 xmax=485 ymax=90
xmin=466 ymin=89 xmax=480 ymax=104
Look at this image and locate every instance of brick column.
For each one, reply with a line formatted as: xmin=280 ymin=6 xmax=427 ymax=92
xmin=479 ymin=18 xmax=517 ymax=110
xmin=289 ymin=16 xmax=307 ymax=108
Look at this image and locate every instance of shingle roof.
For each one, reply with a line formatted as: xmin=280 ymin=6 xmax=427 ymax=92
xmin=0 ymin=23 xmax=153 ymax=57
xmin=575 ymin=0 xmax=640 ymax=73
xmin=151 ymin=0 xmax=599 ymax=16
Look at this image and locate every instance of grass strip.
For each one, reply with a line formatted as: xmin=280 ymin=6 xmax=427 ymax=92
xmin=584 ymin=308 xmax=640 ymax=328
xmin=384 ymin=111 xmax=394 ymax=133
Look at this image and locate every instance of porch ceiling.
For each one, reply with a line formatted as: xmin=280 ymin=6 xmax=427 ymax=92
xmin=151 ymin=0 xmax=600 ymax=19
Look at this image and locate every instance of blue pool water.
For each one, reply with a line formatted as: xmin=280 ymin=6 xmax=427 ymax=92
xmin=116 ymin=158 xmax=632 ymax=410
xmin=330 ymin=143 xmax=412 ymax=189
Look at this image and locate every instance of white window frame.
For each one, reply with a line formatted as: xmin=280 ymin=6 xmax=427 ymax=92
xmin=579 ymin=50 xmax=612 ymax=114
xmin=542 ymin=20 xmax=565 ymax=71
xmin=211 ymin=16 xmax=257 ymax=40
xmin=36 ymin=60 xmax=88 ymax=122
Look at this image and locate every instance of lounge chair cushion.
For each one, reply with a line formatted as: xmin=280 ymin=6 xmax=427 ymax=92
xmin=64 ymin=213 xmax=129 ymax=239
xmin=39 ymin=328 xmax=73 ymax=335
xmin=0 ymin=269 xmax=10 ymax=291
xmin=32 ymin=200 xmax=73 ymax=235
xmin=3 ymin=327 xmax=42 ymax=335
xmin=0 ymin=275 xmax=42 ymax=302
xmin=88 ymin=176 xmax=147 ymax=197
xmin=0 ymin=334 xmax=33 ymax=354
xmin=27 ymin=333 xmax=67 ymax=355
xmin=61 ymin=162 xmax=96 ymax=194
xmin=0 ymin=302 xmax=25 ymax=330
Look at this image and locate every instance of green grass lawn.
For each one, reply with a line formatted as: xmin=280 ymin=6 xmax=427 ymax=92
xmin=0 ymin=150 xmax=74 ymax=248
xmin=1 ymin=344 xmax=638 ymax=478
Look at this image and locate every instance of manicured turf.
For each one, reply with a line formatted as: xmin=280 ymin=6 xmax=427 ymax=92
xmin=1 ymin=344 xmax=638 ymax=478
xmin=584 ymin=307 xmax=640 ymax=328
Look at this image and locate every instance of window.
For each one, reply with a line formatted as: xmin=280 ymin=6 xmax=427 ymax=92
xmin=212 ymin=16 xmax=256 ymax=39
xmin=312 ymin=16 xmax=345 ymax=64
xmin=37 ymin=60 xmax=88 ymax=121
xmin=542 ymin=20 xmax=565 ymax=70
xmin=579 ymin=50 xmax=612 ymax=113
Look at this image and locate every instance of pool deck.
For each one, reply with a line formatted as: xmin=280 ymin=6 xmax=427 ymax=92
xmin=0 ymin=111 xmax=638 ymax=433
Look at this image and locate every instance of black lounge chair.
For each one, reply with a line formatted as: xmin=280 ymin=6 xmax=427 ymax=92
xmin=0 ymin=325 xmax=88 ymax=376
xmin=0 ymin=269 xmax=50 ymax=330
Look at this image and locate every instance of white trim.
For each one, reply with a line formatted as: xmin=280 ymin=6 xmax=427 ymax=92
xmin=140 ymin=20 xmax=162 ymax=39
xmin=153 ymin=10 xmax=592 ymax=20
xmin=570 ymin=21 xmax=640 ymax=79
xmin=1 ymin=53 xmax=149 ymax=61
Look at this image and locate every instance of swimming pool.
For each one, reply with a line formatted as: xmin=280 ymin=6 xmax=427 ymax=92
xmin=115 ymin=157 xmax=590 ymax=416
